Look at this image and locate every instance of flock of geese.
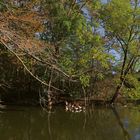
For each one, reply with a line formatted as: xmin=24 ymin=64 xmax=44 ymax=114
xmin=65 ymin=101 xmax=86 ymax=113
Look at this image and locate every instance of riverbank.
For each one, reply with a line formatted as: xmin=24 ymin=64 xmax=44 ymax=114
xmin=0 ymin=97 xmax=140 ymax=109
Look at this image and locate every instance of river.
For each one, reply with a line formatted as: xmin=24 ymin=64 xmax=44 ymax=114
xmin=0 ymin=105 xmax=140 ymax=140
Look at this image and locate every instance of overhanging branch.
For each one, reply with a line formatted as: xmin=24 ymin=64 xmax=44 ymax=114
xmin=0 ymin=40 xmax=62 ymax=92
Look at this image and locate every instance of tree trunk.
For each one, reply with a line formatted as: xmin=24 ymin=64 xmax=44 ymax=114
xmin=110 ymin=81 xmax=123 ymax=104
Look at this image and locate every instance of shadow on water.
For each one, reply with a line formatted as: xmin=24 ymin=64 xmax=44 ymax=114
xmin=111 ymin=106 xmax=131 ymax=140
xmin=0 ymin=106 xmax=140 ymax=140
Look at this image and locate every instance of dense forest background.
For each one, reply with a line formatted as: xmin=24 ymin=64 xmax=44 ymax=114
xmin=0 ymin=0 xmax=140 ymax=106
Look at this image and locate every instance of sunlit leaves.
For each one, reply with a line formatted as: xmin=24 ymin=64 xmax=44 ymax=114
xmin=123 ymin=74 xmax=140 ymax=99
xmin=80 ymin=74 xmax=90 ymax=87
xmin=92 ymin=48 xmax=112 ymax=69
xmin=100 ymin=0 xmax=133 ymax=37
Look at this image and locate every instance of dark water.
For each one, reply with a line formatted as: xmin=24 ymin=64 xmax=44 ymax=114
xmin=0 ymin=106 xmax=140 ymax=140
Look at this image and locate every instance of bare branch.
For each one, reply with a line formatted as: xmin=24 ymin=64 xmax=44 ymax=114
xmin=0 ymin=40 xmax=62 ymax=92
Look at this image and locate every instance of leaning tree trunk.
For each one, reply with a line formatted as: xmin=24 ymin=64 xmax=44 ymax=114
xmin=110 ymin=85 xmax=122 ymax=104
xmin=110 ymin=78 xmax=124 ymax=104
xmin=110 ymin=57 xmax=136 ymax=104
xmin=110 ymin=48 xmax=127 ymax=104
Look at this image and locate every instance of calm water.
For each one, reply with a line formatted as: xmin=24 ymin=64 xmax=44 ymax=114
xmin=0 ymin=105 xmax=140 ymax=140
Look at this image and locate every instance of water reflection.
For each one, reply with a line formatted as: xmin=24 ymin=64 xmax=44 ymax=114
xmin=0 ymin=106 xmax=140 ymax=140
xmin=111 ymin=106 xmax=131 ymax=140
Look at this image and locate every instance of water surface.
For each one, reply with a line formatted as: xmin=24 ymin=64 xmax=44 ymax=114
xmin=0 ymin=106 xmax=140 ymax=140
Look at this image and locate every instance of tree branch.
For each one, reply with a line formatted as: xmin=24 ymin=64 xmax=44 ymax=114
xmin=0 ymin=40 xmax=62 ymax=92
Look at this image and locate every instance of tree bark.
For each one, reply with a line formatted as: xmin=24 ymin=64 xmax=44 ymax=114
xmin=110 ymin=84 xmax=122 ymax=104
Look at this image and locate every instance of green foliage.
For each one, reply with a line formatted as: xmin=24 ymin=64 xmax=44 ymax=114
xmin=80 ymin=74 xmax=90 ymax=87
xmin=123 ymin=74 xmax=140 ymax=99
xmin=3 ymin=0 xmax=140 ymax=102
xmin=100 ymin=0 xmax=140 ymax=101
xmin=100 ymin=0 xmax=132 ymax=36
xmin=0 ymin=0 xmax=6 ymax=11
xmin=97 ymin=73 xmax=104 ymax=80
xmin=134 ymin=62 xmax=140 ymax=73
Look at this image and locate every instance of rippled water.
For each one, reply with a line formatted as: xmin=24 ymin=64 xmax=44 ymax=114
xmin=0 ymin=105 xmax=140 ymax=140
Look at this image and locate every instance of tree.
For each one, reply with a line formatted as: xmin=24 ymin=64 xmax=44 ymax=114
xmin=0 ymin=0 xmax=112 ymax=104
xmin=100 ymin=0 xmax=140 ymax=103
